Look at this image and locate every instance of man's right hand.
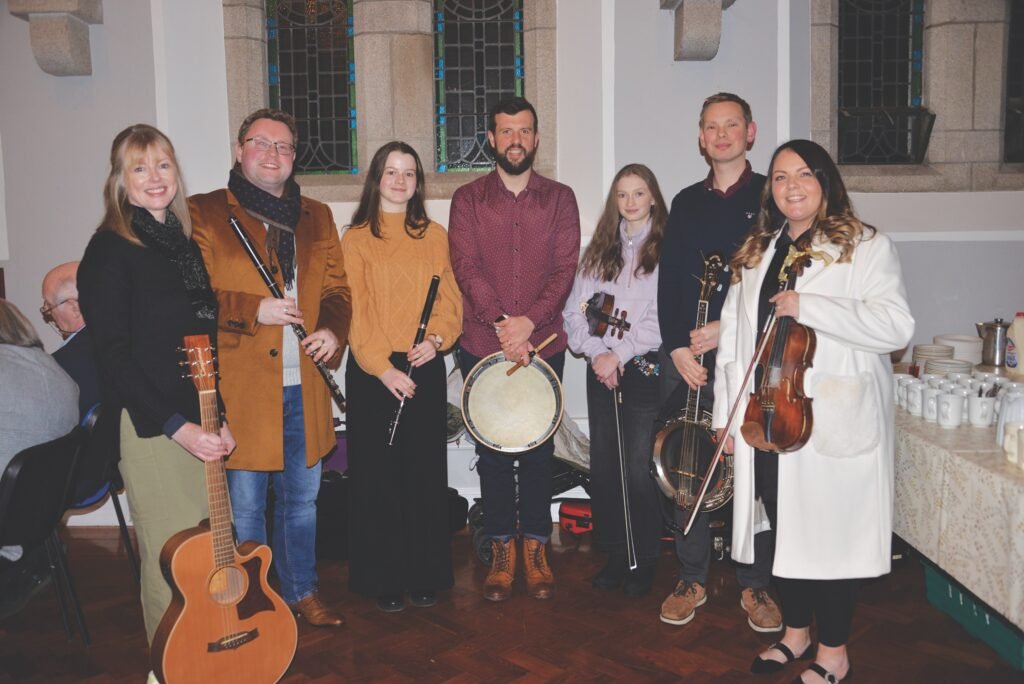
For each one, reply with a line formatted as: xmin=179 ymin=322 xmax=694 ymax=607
xmin=257 ymin=296 xmax=304 ymax=326
xmin=670 ymin=346 xmax=708 ymax=390
xmin=172 ymin=422 xmax=233 ymax=462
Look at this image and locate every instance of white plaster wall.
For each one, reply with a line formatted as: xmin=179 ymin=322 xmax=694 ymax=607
xmin=0 ymin=1 xmax=158 ymax=349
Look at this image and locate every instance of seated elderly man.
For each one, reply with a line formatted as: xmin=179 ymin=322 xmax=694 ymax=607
xmin=41 ymin=261 xmax=115 ymax=503
xmin=41 ymin=262 xmax=97 ymax=417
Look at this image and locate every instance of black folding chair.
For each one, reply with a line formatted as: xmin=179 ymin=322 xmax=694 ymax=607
xmin=0 ymin=427 xmax=89 ymax=644
xmin=67 ymin=404 xmax=139 ymax=583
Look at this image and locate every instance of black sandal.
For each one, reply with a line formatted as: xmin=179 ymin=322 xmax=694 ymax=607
xmin=750 ymin=641 xmax=812 ymax=674
xmin=792 ymin=662 xmax=852 ymax=683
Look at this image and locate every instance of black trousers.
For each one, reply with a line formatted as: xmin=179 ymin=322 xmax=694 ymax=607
xmin=585 ymin=354 xmax=662 ymax=564
xmin=458 ymin=347 xmax=565 ymax=541
xmin=761 ymin=495 xmax=858 ymax=647
xmin=345 ymin=353 xmax=453 ymax=597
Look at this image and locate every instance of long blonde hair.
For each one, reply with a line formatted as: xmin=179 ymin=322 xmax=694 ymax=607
xmin=0 ymin=299 xmax=43 ymax=349
xmin=97 ymin=124 xmax=192 ymax=244
xmin=730 ymin=139 xmax=875 ymax=283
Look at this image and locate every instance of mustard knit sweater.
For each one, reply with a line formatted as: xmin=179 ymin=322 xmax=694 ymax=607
xmin=341 ymin=212 xmax=463 ymax=377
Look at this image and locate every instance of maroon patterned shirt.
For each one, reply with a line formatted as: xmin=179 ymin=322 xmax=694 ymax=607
xmin=449 ymin=170 xmax=581 ymax=359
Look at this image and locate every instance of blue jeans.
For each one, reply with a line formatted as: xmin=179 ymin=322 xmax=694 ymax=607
xmin=226 ymin=385 xmax=321 ymax=605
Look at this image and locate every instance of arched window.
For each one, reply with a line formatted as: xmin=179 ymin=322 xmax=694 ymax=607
xmin=433 ymin=0 xmax=524 ymax=172
xmin=266 ymin=0 xmax=357 ymax=173
xmin=837 ymin=0 xmax=933 ymax=164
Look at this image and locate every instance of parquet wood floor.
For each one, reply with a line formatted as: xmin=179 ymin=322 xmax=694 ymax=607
xmin=0 ymin=525 xmax=1018 ymax=682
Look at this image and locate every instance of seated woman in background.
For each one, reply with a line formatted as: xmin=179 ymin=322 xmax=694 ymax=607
xmin=0 ymin=298 xmax=79 ymax=585
xmin=78 ymin=124 xmax=235 ymax=646
xmin=713 ymin=139 xmax=914 ymax=684
xmin=341 ymin=141 xmax=463 ymax=613
xmin=562 ymin=163 xmax=667 ymax=597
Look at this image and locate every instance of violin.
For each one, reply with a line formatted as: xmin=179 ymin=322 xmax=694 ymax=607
xmin=581 ymin=292 xmax=631 ymax=339
xmin=739 ymin=245 xmax=817 ymax=453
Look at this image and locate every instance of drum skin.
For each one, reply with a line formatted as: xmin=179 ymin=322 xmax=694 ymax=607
xmin=461 ymin=352 xmax=564 ymax=453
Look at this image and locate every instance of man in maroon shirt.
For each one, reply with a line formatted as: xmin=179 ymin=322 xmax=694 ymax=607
xmin=449 ymin=97 xmax=580 ymax=602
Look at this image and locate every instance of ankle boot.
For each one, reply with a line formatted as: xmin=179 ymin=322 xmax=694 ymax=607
xmin=591 ymin=553 xmax=628 ymax=591
xmin=523 ymin=538 xmax=554 ymax=599
xmin=483 ymin=538 xmax=516 ymax=602
xmin=623 ymin=562 xmax=656 ymax=597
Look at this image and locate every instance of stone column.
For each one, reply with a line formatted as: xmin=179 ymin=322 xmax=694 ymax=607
xmin=353 ymin=0 xmax=434 ymax=172
xmin=223 ymin=0 xmax=269 ymax=142
xmin=524 ymin=0 xmax=557 ymax=178
xmin=924 ymin=0 xmax=1010 ymax=190
xmin=809 ymin=0 xmax=838 ymax=159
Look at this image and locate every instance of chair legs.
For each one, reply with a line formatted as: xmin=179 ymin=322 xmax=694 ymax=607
xmin=110 ymin=492 xmax=139 ymax=583
xmin=45 ymin=530 xmax=90 ymax=646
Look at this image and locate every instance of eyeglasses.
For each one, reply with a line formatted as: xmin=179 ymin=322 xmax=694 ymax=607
xmin=39 ymin=297 xmax=78 ymax=319
xmin=243 ymin=137 xmax=297 ymax=156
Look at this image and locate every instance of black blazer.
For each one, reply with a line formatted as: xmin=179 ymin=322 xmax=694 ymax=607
xmin=78 ymin=230 xmax=218 ymax=439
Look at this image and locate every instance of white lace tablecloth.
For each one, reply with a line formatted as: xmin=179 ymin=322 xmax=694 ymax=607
xmin=894 ymin=409 xmax=1024 ymax=630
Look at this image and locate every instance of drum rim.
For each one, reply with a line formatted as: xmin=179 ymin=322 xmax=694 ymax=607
xmin=460 ymin=351 xmax=564 ymax=453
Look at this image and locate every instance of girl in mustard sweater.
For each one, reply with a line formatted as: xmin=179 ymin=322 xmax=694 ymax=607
xmin=341 ymin=142 xmax=463 ymax=612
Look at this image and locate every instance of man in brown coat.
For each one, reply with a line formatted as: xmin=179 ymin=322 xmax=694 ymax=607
xmin=190 ymin=108 xmax=351 ymax=627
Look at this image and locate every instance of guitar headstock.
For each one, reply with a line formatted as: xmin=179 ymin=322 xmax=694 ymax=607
xmin=182 ymin=335 xmax=216 ymax=392
xmin=698 ymin=252 xmax=726 ymax=302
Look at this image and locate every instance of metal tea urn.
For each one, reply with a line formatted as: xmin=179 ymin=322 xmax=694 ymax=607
xmin=976 ymin=318 xmax=1011 ymax=366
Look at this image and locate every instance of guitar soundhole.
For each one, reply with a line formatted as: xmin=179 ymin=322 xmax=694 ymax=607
xmin=208 ymin=566 xmax=247 ymax=605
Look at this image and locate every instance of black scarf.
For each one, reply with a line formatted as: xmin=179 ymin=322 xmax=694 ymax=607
xmin=228 ymin=168 xmax=302 ymax=289
xmin=132 ymin=209 xmax=217 ymax=320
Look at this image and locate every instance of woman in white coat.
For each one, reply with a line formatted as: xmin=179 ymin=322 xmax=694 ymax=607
xmin=712 ymin=139 xmax=914 ymax=684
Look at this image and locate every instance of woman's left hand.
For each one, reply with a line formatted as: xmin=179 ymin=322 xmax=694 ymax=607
xmin=769 ymin=290 xmax=800 ymax=319
xmin=407 ymin=340 xmax=437 ymax=368
xmin=592 ymin=351 xmax=622 ymax=389
xmin=301 ymin=328 xmax=339 ymax=363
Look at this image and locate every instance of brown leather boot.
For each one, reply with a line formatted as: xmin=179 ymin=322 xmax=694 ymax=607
xmin=522 ymin=538 xmax=553 ymax=599
xmin=483 ymin=538 xmax=516 ymax=602
xmin=289 ymin=591 xmax=344 ymax=627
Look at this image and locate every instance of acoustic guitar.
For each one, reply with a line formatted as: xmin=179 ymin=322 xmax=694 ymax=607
xmin=151 ymin=335 xmax=297 ymax=684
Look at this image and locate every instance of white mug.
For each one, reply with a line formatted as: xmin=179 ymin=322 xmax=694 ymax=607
xmin=1003 ymin=422 xmax=1024 ymax=464
xmin=1018 ymin=428 xmax=1024 ymax=472
xmin=923 ymin=387 xmax=941 ymax=422
xmin=968 ymin=396 xmax=995 ymax=428
xmin=946 ymin=372 xmax=970 ymax=384
xmin=938 ymin=393 xmax=964 ymax=429
xmin=920 ymin=373 xmax=943 ymax=385
xmin=952 ymin=387 xmax=972 ymax=422
xmin=907 ymin=381 xmax=925 ymax=417
xmin=972 ymin=371 xmax=996 ymax=382
xmin=892 ymin=373 xmax=913 ymax=403
xmin=897 ymin=376 xmax=916 ymax=409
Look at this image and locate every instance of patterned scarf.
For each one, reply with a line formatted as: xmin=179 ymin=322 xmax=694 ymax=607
xmin=131 ymin=209 xmax=217 ymax=320
xmin=228 ymin=168 xmax=302 ymax=288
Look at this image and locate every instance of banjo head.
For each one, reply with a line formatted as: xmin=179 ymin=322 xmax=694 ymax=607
xmin=461 ymin=352 xmax=564 ymax=453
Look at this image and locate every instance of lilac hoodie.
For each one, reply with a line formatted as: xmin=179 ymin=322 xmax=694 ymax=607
xmin=563 ymin=220 xmax=661 ymax=365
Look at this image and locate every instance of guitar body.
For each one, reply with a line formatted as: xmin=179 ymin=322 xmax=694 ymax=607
xmin=152 ymin=523 xmax=297 ymax=684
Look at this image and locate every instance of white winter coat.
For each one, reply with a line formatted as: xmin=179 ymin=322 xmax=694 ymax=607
xmin=713 ymin=230 xmax=914 ymax=580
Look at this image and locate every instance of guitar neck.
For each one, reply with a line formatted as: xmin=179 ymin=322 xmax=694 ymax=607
xmin=198 ymin=391 xmax=234 ymax=569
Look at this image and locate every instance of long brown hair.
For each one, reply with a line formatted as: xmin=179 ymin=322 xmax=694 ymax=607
xmin=579 ymin=164 xmax=668 ymax=282
xmin=349 ymin=141 xmax=430 ymax=239
xmin=730 ymin=139 xmax=875 ymax=283
xmin=97 ymin=124 xmax=192 ymax=244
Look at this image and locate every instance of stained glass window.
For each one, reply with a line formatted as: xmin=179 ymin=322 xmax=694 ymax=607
xmin=1005 ymin=0 xmax=1024 ymax=163
xmin=434 ymin=0 xmax=524 ymax=172
xmin=837 ymin=0 xmax=933 ymax=164
xmin=267 ymin=0 xmax=357 ymax=174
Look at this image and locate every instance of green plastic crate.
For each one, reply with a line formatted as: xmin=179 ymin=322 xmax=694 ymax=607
xmin=923 ymin=560 xmax=1024 ymax=671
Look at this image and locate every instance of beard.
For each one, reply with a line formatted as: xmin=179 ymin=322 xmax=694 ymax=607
xmin=494 ymin=144 xmax=536 ymax=176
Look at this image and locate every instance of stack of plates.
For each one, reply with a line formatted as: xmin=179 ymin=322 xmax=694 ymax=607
xmin=933 ymin=334 xmax=984 ymax=365
xmin=913 ymin=344 xmax=954 ymax=368
xmin=924 ymin=358 xmax=974 ymax=375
